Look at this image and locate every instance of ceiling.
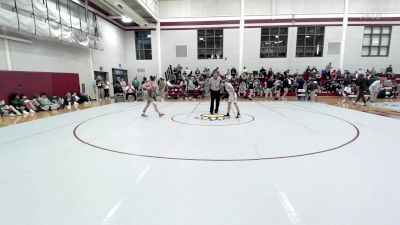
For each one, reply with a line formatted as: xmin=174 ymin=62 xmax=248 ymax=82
xmin=88 ymin=0 xmax=158 ymax=29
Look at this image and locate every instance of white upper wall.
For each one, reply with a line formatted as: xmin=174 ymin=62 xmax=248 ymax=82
xmin=125 ymin=30 xmax=159 ymax=81
xmin=243 ymin=26 xmax=343 ymax=73
xmin=246 ymin=0 xmax=345 ymax=16
xmin=160 ymin=29 xmax=239 ymax=74
xmin=160 ymin=0 xmax=241 ymax=18
xmin=0 ymin=41 xmax=7 ymax=70
xmin=343 ymin=26 xmax=400 ymax=72
xmin=91 ymin=17 xmax=127 ymax=78
xmin=160 ymin=0 xmax=400 ymax=19
xmin=349 ymin=0 xmax=400 ymax=14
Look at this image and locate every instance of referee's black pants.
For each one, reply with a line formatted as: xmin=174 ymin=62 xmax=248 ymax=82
xmin=210 ymin=90 xmax=220 ymax=114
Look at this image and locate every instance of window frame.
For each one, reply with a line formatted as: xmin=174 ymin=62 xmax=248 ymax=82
xmin=361 ymin=26 xmax=391 ymax=57
xmin=260 ymin=27 xmax=288 ymax=58
xmin=295 ymin=26 xmax=325 ymax=58
xmin=197 ymin=29 xmax=223 ymax=60
xmin=135 ymin=30 xmax=152 ymax=60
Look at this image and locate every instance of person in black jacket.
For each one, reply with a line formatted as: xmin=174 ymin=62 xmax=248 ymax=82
xmin=354 ymin=74 xmax=368 ymax=106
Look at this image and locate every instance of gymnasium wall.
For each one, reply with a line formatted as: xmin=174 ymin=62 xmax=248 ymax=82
xmin=0 ymin=41 xmax=7 ymax=70
xmin=91 ymin=17 xmax=128 ymax=90
xmin=160 ymin=29 xmax=239 ymax=75
xmin=0 ymin=71 xmax=80 ymax=104
xmin=0 ymin=17 xmax=127 ymax=99
xmin=125 ymin=30 xmax=159 ymax=81
xmin=153 ymin=0 xmax=400 ymax=75
xmin=343 ymin=26 xmax=400 ymax=72
xmin=159 ymin=0 xmax=241 ymax=18
xmin=244 ymin=0 xmax=344 ymax=15
xmin=159 ymin=0 xmax=400 ymax=17
xmin=8 ymin=38 xmax=91 ymax=91
xmin=243 ymin=26 xmax=342 ymax=74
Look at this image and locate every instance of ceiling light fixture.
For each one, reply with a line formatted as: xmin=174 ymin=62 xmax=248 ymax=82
xmin=121 ymin=16 xmax=133 ymax=23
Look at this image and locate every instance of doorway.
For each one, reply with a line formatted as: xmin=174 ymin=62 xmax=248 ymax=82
xmin=112 ymin=68 xmax=128 ymax=91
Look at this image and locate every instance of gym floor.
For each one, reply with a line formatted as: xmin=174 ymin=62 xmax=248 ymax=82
xmin=0 ymin=98 xmax=399 ymax=225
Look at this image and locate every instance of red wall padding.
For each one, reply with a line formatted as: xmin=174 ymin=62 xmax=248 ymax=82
xmin=0 ymin=71 xmax=80 ymax=104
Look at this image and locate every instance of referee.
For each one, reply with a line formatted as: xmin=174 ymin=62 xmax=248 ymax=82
xmin=209 ymin=71 xmax=222 ymax=114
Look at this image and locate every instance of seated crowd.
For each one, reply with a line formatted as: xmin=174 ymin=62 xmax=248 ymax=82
xmin=0 ymin=92 xmax=91 ymax=117
xmin=161 ymin=63 xmax=398 ymax=102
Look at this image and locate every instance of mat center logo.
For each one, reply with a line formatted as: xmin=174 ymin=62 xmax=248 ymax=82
xmin=195 ymin=114 xmax=229 ymax=121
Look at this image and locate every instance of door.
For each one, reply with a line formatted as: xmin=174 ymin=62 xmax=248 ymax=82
xmin=112 ymin=68 xmax=128 ymax=91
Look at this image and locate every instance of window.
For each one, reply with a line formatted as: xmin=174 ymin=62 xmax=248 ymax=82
xmin=296 ymin=26 xmax=325 ymax=57
xmin=362 ymin=26 xmax=391 ymax=57
xmin=260 ymin=28 xmax=288 ymax=58
xmin=135 ymin=30 xmax=152 ymax=60
xmin=198 ymin=29 xmax=223 ymax=59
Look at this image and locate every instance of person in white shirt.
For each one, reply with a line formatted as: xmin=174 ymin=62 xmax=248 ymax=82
xmin=223 ymin=80 xmax=241 ymax=118
xmin=103 ymin=80 xmax=110 ymax=99
xmin=185 ymin=67 xmax=191 ymax=77
xmin=120 ymin=79 xmax=127 ymax=89
xmin=342 ymin=84 xmax=353 ymax=103
xmin=368 ymin=79 xmax=383 ymax=103
xmin=125 ymin=84 xmax=136 ymax=101
xmin=225 ymin=69 xmax=232 ymax=80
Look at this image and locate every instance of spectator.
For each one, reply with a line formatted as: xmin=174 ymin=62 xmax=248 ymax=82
xmin=11 ymin=94 xmax=29 ymax=115
xmin=268 ymin=68 xmax=274 ymax=77
xmin=296 ymin=75 xmax=306 ymax=95
xmin=195 ymin=67 xmax=201 ymax=76
xmin=309 ymin=81 xmax=319 ymax=102
xmin=120 ymin=79 xmax=127 ymax=90
xmin=125 ymin=83 xmax=137 ymax=101
xmin=265 ymin=76 xmax=274 ymax=99
xmin=38 ymin=93 xmax=61 ymax=110
xmin=230 ymin=67 xmax=237 ymax=78
xmin=141 ymin=77 xmax=147 ymax=86
xmin=371 ymin=67 xmax=376 ymax=76
xmin=238 ymin=81 xmax=247 ymax=98
xmin=0 ymin=99 xmax=21 ymax=117
xmin=386 ymin=64 xmax=393 ymax=78
xmin=103 ymin=80 xmax=110 ymax=99
xmin=281 ymin=76 xmax=291 ymax=100
xmin=158 ymin=78 xmax=166 ymax=102
xmin=95 ymin=75 xmax=104 ymax=101
xmin=176 ymin=64 xmax=183 ymax=76
xmin=187 ymin=76 xmax=196 ymax=99
xmin=247 ymin=76 xmax=254 ymax=100
xmin=331 ymin=70 xmax=338 ymax=80
xmin=64 ymin=92 xmax=78 ymax=109
xmin=341 ymin=83 xmax=353 ymax=103
xmin=260 ymin=67 xmax=267 ymax=77
xmin=21 ymin=95 xmax=37 ymax=113
xmin=185 ymin=67 xmax=192 ymax=77
xmin=132 ymin=77 xmax=140 ymax=90
xmin=114 ymin=81 xmax=124 ymax=95
xmin=272 ymin=79 xmax=281 ymax=100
